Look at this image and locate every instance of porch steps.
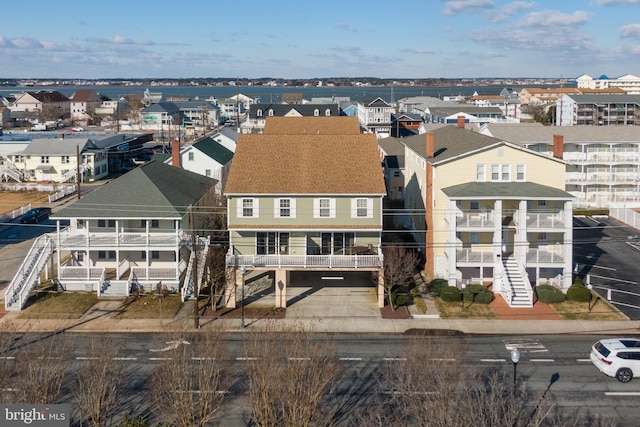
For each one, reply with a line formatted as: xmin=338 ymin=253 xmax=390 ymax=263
xmin=181 ymin=237 xmax=209 ymax=302
xmin=4 ymin=235 xmax=54 ymax=310
xmin=502 ymin=257 xmax=533 ymax=308
xmin=0 ymin=164 xmax=23 ymax=182
xmin=99 ymin=280 xmax=129 ymax=297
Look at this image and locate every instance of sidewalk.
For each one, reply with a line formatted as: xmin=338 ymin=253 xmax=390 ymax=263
xmin=2 ymin=299 xmax=640 ymax=335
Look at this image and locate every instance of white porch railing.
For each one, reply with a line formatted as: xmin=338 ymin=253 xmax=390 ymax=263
xmin=455 ymin=210 xmax=494 ymax=228
xmin=97 ymin=269 xmax=107 ymax=297
xmin=455 ymin=249 xmax=494 ymax=263
xmin=227 ymin=253 xmax=383 ymax=269
xmin=526 ymin=248 xmax=564 ymax=263
xmin=59 ymin=266 xmax=105 ymax=280
xmin=4 ymin=234 xmax=54 ymax=310
xmin=525 ymin=212 xmax=565 ymax=228
xmin=0 ymin=164 xmax=23 ymax=182
xmin=48 ymin=185 xmax=76 ymax=203
xmin=131 ymin=267 xmax=177 ymax=280
xmin=57 ymin=231 xmax=180 ymax=248
xmin=0 ymin=203 xmax=32 ymax=223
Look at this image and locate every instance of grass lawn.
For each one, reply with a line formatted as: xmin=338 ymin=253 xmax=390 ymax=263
xmin=550 ymin=298 xmax=627 ymax=320
xmin=18 ymin=291 xmax=98 ymax=319
xmin=115 ymin=293 xmax=184 ymax=319
xmin=433 ymin=299 xmax=497 ymax=319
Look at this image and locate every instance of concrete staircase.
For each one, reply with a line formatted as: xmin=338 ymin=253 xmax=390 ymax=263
xmin=502 ymin=257 xmax=533 ymax=307
xmin=181 ymin=237 xmax=209 ymax=302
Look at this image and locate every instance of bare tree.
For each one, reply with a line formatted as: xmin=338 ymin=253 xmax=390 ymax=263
xmin=10 ymin=333 xmax=70 ymax=404
xmin=382 ymin=246 xmax=419 ymax=310
xmin=243 ymin=324 xmax=343 ymax=427
xmin=149 ymin=329 xmax=229 ymax=427
xmin=73 ymin=336 xmax=127 ymax=427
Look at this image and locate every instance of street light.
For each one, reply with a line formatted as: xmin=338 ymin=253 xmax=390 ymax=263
xmin=587 ymin=284 xmax=593 ymax=312
xmin=511 ymin=348 xmax=520 ymax=389
xmin=240 ymin=265 xmax=246 ymax=328
xmin=461 ymin=283 xmax=466 ymax=311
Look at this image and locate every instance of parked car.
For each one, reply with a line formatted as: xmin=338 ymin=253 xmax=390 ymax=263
xmin=20 ymin=207 xmax=52 ymax=224
xmin=590 ymin=338 xmax=640 ymax=383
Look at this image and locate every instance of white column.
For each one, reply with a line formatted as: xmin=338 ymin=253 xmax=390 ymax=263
xmin=517 ymin=200 xmax=528 ymax=263
xmin=447 ymin=200 xmax=458 ymax=287
xmin=563 ymin=200 xmax=574 ymax=290
xmin=492 ymin=200 xmax=503 ymax=292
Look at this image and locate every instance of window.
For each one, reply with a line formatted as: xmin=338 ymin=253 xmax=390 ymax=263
xmin=470 ymin=200 xmax=480 ymax=211
xmin=61 ymin=156 xmax=70 ymax=164
xmin=491 ymin=164 xmax=510 ymax=181
xmin=257 ymin=109 xmax=262 ymax=117
xmin=257 ymin=232 xmax=289 ymax=255
xmin=538 ymin=232 xmax=547 ymax=242
xmin=476 ymin=164 xmax=485 ymax=182
xmin=516 ymin=164 xmax=525 ymax=181
xmin=501 ymin=164 xmax=510 ymax=181
xmin=205 ymin=169 xmax=211 ymax=177
xmin=188 ymin=152 xmax=194 ymax=161
xmin=469 ymin=232 xmax=480 ymax=244
xmin=268 ymin=109 xmax=274 ymax=116
xmin=325 ymin=109 xmax=331 ymax=116
xmin=41 ymin=156 xmax=49 ymax=164
xmin=14 ymin=155 xmax=23 ymax=163
xmin=238 ymin=198 xmax=259 ymax=218
xmin=98 ymin=251 xmax=115 ymax=260
xmin=352 ymin=198 xmax=372 ymax=218
xmin=393 ymin=171 xmax=401 ymax=178
xmin=151 ymin=219 xmax=159 ymax=228
xmin=314 ymin=109 xmax=319 ymax=116
xmin=315 ymin=198 xmax=335 ymax=218
xmin=151 ymin=251 xmax=160 ymax=260
xmin=275 ymin=198 xmax=296 ymax=218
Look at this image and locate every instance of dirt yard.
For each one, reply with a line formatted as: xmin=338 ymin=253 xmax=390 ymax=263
xmin=0 ymin=191 xmax=52 ymax=216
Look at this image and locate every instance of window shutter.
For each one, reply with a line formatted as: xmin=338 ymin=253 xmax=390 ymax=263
xmin=237 ymin=198 xmax=243 ymax=217
xmin=367 ymin=198 xmax=373 ymax=218
xmin=274 ymin=199 xmax=280 ymax=218
xmin=330 ymin=199 xmax=336 ymax=218
xmin=290 ymin=199 xmax=296 ymax=218
xmin=253 ymin=198 xmax=259 ymax=218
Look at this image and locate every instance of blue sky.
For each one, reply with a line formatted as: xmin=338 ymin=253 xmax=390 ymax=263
xmin=1 ymin=0 xmax=640 ymax=79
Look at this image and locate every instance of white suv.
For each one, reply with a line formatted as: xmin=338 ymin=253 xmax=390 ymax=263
xmin=590 ymin=338 xmax=640 ymax=383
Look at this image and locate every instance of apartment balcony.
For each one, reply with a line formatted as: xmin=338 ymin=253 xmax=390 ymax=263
xmin=227 ymin=252 xmax=383 ymax=269
xmin=525 ymin=211 xmax=566 ymax=229
xmin=526 ymin=248 xmax=564 ymax=264
xmin=454 ymin=210 xmax=494 ymax=229
xmin=53 ymin=229 xmax=184 ymax=250
xmin=455 ymin=248 xmax=494 ymax=265
xmin=59 ymin=265 xmax=178 ymax=282
xmin=566 ymin=172 xmax=586 ymax=183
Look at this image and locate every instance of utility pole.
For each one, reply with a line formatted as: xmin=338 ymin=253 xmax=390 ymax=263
xmin=76 ymin=144 xmax=81 ymax=199
xmin=190 ymin=205 xmax=200 ymax=329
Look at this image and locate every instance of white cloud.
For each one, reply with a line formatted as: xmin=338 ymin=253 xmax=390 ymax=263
xmin=399 ymin=48 xmax=438 ymax=54
xmin=333 ymin=23 xmax=359 ymax=33
xmin=328 ymin=45 xmax=362 ymax=54
xmin=620 ymin=24 xmax=640 ymax=39
xmin=443 ymin=0 xmax=494 ymax=16
xmin=591 ymin=0 xmax=640 ymax=6
xmin=489 ymin=1 xmax=537 ymax=23
xmin=518 ymin=10 xmax=591 ymax=28
xmin=10 ymin=38 xmax=44 ymax=49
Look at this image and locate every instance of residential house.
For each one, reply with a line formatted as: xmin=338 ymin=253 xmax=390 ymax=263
xmin=281 ymin=93 xmax=304 ymax=104
xmin=217 ymin=98 xmax=246 ymax=122
xmin=576 ymin=74 xmax=640 ymax=95
xmin=390 ymin=113 xmax=422 ymax=137
xmin=243 ymin=103 xmax=341 ymax=134
xmin=357 ymin=97 xmax=392 ymax=138
xmin=69 ymin=89 xmax=102 ymax=124
xmin=3 ymin=161 xmax=216 ymax=311
xmin=263 ymin=116 xmax=361 ymax=135
xmin=139 ymin=102 xmax=181 ymax=134
xmin=224 ymin=133 xmax=387 ymax=309
xmin=339 ymin=101 xmax=358 ymax=117
xmin=0 ymin=106 xmax=10 ymax=129
xmin=425 ymin=106 xmax=506 ymax=125
xmin=165 ymin=136 xmax=234 ymax=193
xmin=480 ymin=122 xmax=640 ymax=207
xmin=402 ymin=119 xmax=573 ymax=307
xmin=210 ymin=127 xmax=239 ymax=152
xmin=519 ymin=87 xmax=625 ymax=105
xmin=556 ymin=94 xmax=640 ymax=126
xmin=9 ymin=90 xmax=70 ymax=121
xmin=378 ymin=136 xmax=406 ymax=202
xmin=2 ymin=132 xmax=153 ymax=182
xmin=177 ymin=101 xmax=220 ymax=135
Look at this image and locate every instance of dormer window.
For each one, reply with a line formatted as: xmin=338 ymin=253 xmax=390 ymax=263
xmin=257 ymin=109 xmax=262 ymax=117
xmin=314 ymin=109 xmax=319 ymax=116
xmin=268 ymin=109 xmax=274 ymax=116
xmin=325 ymin=109 xmax=331 ymax=116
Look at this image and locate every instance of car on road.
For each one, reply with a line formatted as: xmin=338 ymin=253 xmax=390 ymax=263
xmin=590 ymin=338 xmax=640 ymax=383
xmin=20 ymin=207 xmax=52 ymax=224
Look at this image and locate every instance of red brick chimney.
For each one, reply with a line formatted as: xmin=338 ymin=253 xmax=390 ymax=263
xmin=426 ymin=132 xmax=435 ymax=158
xmin=553 ymin=134 xmax=563 ymax=160
xmin=457 ymin=115 xmax=466 ymax=128
xmin=171 ymin=139 xmax=181 ymax=168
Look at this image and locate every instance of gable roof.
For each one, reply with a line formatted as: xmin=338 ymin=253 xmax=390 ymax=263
xmin=361 ymin=97 xmax=391 ymax=107
xmin=191 ymin=137 xmax=234 ymax=164
xmin=442 ymin=182 xmax=573 ymax=200
xmin=52 ymin=161 xmax=215 ymax=219
xmin=481 ymin=122 xmax=640 ymax=143
xmin=402 ymin=125 xmax=564 ymax=166
xmin=263 ymin=116 xmax=361 ymax=135
xmin=141 ymin=102 xmax=180 ymax=113
xmin=248 ymin=103 xmax=340 ymax=119
xmin=21 ymin=138 xmax=94 ymax=155
xmin=24 ymin=91 xmax=69 ymax=103
xmin=70 ymin=89 xmax=100 ymax=102
xmin=224 ymin=134 xmax=385 ymax=195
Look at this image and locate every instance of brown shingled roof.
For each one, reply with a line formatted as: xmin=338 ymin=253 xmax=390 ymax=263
xmin=224 ymin=134 xmax=386 ymax=195
xmin=263 ymin=116 xmax=361 ymax=135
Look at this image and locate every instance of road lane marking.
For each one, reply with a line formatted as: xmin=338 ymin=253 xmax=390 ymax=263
xmin=113 ymin=357 xmax=137 ymax=361
xmin=288 ymin=357 xmax=311 ymax=361
xmin=339 ymin=357 xmax=363 ymax=361
xmin=577 ymin=358 xmax=591 ymax=362
xmin=530 ymin=359 xmax=555 ymax=362
xmin=236 ymin=357 xmax=258 ymax=361
xmin=481 ymin=359 xmax=506 ymax=362
xmin=383 ymin=357 xmax=407 ymax=361
xmin=76 ymin=357 xmax=100 ymax=360
xmin=605 ymin=392 xmax=640 ymax=396
xmin=192 ymin=357 xmax=215 ymax=360
xmin=0 ymin=356 xmax=15 ymax=360
xmin=149 ymin=357 xmax=171 ymax=361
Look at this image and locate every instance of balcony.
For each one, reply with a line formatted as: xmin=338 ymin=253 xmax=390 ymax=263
xmin=526 ymin=248 xmax=564 ymax=264
xmin=54 ymin=229 xmax=184 ymax=249
xmin=455 ymin=248 xmax=494 ymax=264
xmin=227 ymin=253 xmax=383 ymax=269
xmin=526 ymin=212 xmax=566 ymax=229
xmin=455 ymin=209 xmax=494 ymax=229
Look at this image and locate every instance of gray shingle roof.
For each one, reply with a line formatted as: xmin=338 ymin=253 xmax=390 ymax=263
xmin=482 ymin=123 xmax=640 ymax=143
xmin=442 ymin=181 xmax=574 ymax=200
xmin=52 ymin=161 xmax=215 ymax=219
xmin=564 ymin=94 xmax=640 ymax=104
xmin=248 ymin=103 xmax=340 ymax=119
xmin=192 ymin=137 xmax=234 ymax=164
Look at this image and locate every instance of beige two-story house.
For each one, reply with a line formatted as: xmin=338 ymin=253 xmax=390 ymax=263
xmin=224 ymin=133 xmax=387 ymax=309
xmin=403 ymin=120 xmax=574 ymax=307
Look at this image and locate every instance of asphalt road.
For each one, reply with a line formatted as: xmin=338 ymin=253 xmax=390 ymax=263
xmin=2 ymin=332 xmax=639 ymax=426
xmin=574 ymin=216 xmax=640 ymax=319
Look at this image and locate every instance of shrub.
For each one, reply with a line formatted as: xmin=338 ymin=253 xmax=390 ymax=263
xmin=573 ymin=276 xmax=584 ymax=286
xmin=391 ymin=286 xmax=409 ymax=307
xmin=429 ymin=278 xmax=448 ymax=296
xmin=462 ymin=284 xmax=494 ymax=304
xmin=566 ymin=284 xmax=592 ymax=302
xmin=440 ymin=286 xmax=461 ymax=302
xmin=535 ymin=285 xmax=566 ymax=303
